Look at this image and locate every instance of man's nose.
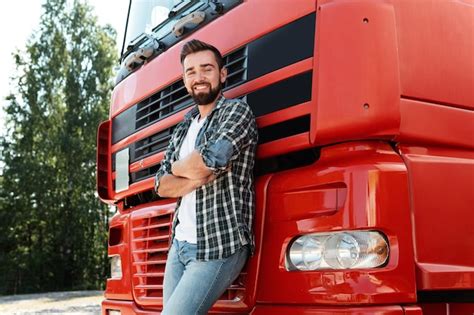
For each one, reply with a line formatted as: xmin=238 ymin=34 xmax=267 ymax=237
xmin=195 ymin=71 xmax=206 ymax=82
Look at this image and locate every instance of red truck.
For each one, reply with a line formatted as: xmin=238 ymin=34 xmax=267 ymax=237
xmin=96 ymin=0 xmax=474 ymax=314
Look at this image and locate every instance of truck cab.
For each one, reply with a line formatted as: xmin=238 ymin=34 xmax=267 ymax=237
xmin=97 ymin=1 xmax=474 ymax=314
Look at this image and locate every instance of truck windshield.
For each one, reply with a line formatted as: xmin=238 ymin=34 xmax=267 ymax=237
xmin=123 ymin=0 xmax=190 ymax=54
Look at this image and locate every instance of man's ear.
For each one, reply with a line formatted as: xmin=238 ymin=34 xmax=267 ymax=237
xmin=220 ymin=67 xmax=228 ymax=84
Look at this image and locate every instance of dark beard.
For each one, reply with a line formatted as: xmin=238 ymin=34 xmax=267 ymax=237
xmin=190 ymin=81 xmax=222 ymax=105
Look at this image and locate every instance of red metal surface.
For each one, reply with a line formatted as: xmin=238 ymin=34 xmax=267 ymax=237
xmin=311 ymin=0 xmax=401 ymax=147
xmin=102 ymin=300 xmax=418 ymax=315
xmin=395 ymin=0 xmax=474 ymax=110
xmin=399 ymin=145 xmax=474 ymax=290
xmin=129 ymin=151 xmax=164 ymax=174
xmin=113 ymin=177 xmax=154 ymax=201
xmin=250 ymin=305 xmax=405 ymax=315
xmin=256 ymin=132 xmax=311 ymax=160
xmin=102 ymin=299 xmax=148 ymax=315
xmin=402 ymin=305 xmax=423 ymax=315
xmin=106 ymin=211 xmax=133 ymax=301
xmin=256 ymin=141 xmax=416 ymax=304
xmin=397 ymin=98 xmax=474 ymax=150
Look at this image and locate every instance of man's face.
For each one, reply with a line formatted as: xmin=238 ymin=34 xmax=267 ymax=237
xmin=183 ymin=50 xmax=227 ymax=105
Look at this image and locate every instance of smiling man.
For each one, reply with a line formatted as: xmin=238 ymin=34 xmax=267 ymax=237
xmin=154 ymin=39 xmax=258 ymax=315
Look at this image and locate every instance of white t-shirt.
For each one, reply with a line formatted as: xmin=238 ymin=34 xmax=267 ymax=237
xmin=175 ymin=115 xmax=206 ymax=244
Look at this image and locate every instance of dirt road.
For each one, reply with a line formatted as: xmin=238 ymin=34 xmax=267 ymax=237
xmin=0 ymin=291 xmax=103 ymax=315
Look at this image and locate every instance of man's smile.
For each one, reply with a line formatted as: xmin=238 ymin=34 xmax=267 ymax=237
xmin=193 ymin=83 xmax=211 ymax=91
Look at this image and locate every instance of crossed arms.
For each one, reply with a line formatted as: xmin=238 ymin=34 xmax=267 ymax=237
xmin=156 ymin=151 xmax=215 ymax=198
xmin=155 ymin=101 xmax=254 ymax=198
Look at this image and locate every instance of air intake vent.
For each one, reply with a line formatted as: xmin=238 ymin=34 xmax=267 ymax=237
xmin=131 ymin=211 xmax=173 ymax=299
xmin=135 ymin=82 xmax=190 ymax=131
xmin=131 ymin=126 xmax=176 ymax=163
xmin=224 ymin=46 xmax=247 ymax=89
xmin=131 ymin=164 xmax=160 ymax=184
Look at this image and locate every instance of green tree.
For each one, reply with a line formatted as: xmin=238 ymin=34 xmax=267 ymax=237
xmin=0 ymin=0 xmax=117 ymax=294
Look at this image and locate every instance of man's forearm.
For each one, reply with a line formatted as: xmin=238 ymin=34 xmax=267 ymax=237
xmin=157 ymin=174 xmax=201 ymax=198
xmin=171 ymin=150 xmax=213 ymax=179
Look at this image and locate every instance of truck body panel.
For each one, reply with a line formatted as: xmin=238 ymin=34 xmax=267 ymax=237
xmin=97 ymin=0 xmax=474 ymax=313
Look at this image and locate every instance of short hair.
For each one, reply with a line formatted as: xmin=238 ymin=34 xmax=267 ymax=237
xmin=180 ymin=39 xmax=224 ymax=70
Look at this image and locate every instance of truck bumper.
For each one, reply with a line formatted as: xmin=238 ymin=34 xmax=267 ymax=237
xmin=102 ymin=299 xmax=423 ymax=315
xmin=250 ymin=305 xmax=421 ymax=315
xmin=102 ymin=299 xmax=148 ymax=315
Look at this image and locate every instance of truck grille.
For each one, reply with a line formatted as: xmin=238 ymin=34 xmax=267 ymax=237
xmin=132 ymin=126 xmax=175 ymax=163
xmin=135 ymin=82 xmax=189 ymax=131
xmin=131 ymin=210 xmax=247 ymax=303
xmin=131 ymin=211 xmax=173 ymax=299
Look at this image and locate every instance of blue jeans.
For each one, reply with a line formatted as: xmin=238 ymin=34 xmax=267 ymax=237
xmin=162 ymin=239 xmax=249 ymax=315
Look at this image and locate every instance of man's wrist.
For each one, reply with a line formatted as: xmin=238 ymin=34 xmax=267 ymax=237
xmin=170 ymin=162 xmax=177 ymax=176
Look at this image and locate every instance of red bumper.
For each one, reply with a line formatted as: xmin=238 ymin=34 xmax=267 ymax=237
xmin=102 ymin=299 xmax=423 ymax=315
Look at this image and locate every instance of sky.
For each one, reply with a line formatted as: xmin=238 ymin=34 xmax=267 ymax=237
xmin=0 ymin=0 xmax=129 ymax=134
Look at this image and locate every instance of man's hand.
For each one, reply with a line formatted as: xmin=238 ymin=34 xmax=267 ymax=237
xmin=171 ymin=150 xmax=213 ymax=179
xmin=190 ymin=173 xmax=217 ymax=189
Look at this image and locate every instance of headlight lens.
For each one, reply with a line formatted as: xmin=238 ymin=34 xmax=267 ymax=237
xmin=289 ymin=235 xmax=323 ymax=270
xmin=287 ymin=231 xmax=389 ymax=271
xmin=110 ymin=255 xmax=122 ymax=279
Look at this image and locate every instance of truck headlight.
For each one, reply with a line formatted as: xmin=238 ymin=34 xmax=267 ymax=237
xmin=110 ymin=255 xmax=122 ymax=279
xmin=287 ymin=231 xmax=389 ymax=271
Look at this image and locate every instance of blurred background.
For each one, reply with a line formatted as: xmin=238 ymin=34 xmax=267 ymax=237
xmin=0 ymin=0 xmax=128 ymax=295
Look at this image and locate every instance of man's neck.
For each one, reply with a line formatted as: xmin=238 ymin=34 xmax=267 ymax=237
xmin=197 ymin=94 xmax=221 ymax=120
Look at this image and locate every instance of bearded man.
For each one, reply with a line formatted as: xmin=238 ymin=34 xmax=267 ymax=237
xmin=154 ymin=39 xmax=258 ymax=315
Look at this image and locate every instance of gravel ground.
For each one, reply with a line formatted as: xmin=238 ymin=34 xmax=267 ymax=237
xmin=0 ymin=291 xmax=103 ymax=315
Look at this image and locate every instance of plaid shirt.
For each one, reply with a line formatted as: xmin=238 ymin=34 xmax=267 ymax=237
xmin=154 ymin=96 xmax=258 ymax=260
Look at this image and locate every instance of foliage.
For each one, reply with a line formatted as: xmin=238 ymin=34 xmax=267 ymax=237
xmin=0 ymin=0 xmax=117 ymax=294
